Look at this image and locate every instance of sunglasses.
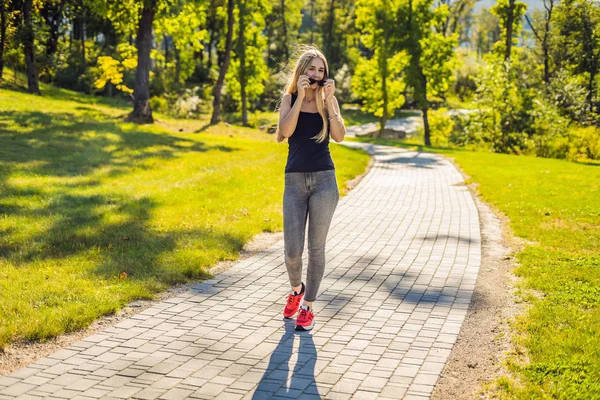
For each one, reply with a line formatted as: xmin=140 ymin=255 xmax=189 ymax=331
xmin=308 ymin=77 xmax=328 ymax=86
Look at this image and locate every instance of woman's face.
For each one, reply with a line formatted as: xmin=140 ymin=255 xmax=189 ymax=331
xmin=304 ymin=57 xmax=326 ymax=88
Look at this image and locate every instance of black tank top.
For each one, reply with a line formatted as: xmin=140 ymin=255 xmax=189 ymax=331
xmin=285 ymin=94 xmax=335 ymax=173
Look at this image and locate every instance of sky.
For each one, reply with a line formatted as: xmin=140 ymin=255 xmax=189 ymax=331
xmin=474 ymin=0 xmax=544 ymax=13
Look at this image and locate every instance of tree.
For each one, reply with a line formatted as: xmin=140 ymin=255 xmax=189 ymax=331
xmin=404 ymin=0 xmax=457 ymax=146
xmin=40 ymin=0 xmax=67 ymax=75
xmin=0 ymin=0 xmax=6 ymax=80
xmin=23 ymin=0 xmax=40 ymax=93
xmin=210 ymin=0 xmax=234 ymax=124
xmin=525 ymin=0 xmax=555 ymax=84
xmin=225 ymin=0 xmax=269 ymax=125
xmin=127 ymin=0 xmax=157 ymax=123
xmin=491 ymin=0 xmax=527 ymax=61
xmin=553 ymin=0 xmax=600 ymax=115
xmin=354 ymin=0 xmax=407 ymax=136
xmin=471 ymin=8 xmax=500 ymax=59
xmin=265 ymin=0 xmax=302 ymax=68
xmin=154 ymin=1 xmax=208 ymax=90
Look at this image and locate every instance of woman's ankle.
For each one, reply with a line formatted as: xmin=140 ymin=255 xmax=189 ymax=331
xmin=291 ymin=283 xmax=304 ymax=294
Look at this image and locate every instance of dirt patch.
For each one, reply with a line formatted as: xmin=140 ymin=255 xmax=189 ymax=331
xmin=432 ymin=163 xmax=528 ymax=399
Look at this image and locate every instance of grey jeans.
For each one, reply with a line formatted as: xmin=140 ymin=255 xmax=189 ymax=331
xmin=283 ymin=170 xmax=339 ymax=302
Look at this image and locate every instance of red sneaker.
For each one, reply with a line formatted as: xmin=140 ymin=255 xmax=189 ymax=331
xmin=283 ymin=283 xmax=305 ymax=319
xmin=295 ymin=306 xmax=315 ymax=331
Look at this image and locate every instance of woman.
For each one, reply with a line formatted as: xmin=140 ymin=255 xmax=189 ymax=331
xmin=276 ymin=48 xmax=346 ymax=331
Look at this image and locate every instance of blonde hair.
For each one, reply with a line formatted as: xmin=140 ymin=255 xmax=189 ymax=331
xmin=276 ymin=47 xmax=330 ymax=143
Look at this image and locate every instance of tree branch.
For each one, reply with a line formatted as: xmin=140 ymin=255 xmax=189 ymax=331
xmin=525 ymin=14 xmax=542 ymax=42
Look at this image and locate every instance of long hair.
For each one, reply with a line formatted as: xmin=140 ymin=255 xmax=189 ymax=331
xmin=276 ymin=47 xmax=330 ymax=143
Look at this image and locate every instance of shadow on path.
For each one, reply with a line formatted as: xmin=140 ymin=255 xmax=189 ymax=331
xmin=252 ymin=319 xmax=320 ymax=399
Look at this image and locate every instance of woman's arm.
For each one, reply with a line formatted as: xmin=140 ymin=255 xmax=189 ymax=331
xmin=327 ymin=96 xmax=346 ymax=143
xmin=278 ymin=93 xmax=304 ymax=139
xmin=279 ymin=75 xmax=310 ymax=140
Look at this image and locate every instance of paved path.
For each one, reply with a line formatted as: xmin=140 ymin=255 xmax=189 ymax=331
xmin=0 ymin=143 xmax=481 ymax=400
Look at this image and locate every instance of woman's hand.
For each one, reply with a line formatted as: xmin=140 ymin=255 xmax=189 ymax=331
xmin=297 ymin=75 xmax=310 ymax=98
xmin=324 ymin=79 xmax=336 ymax=102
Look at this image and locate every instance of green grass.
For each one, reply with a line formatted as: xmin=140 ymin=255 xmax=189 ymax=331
xmin=351 ymin=137 xmax=600 ymax=399
xmin=0 ymin=85 xmax=370 ymax=348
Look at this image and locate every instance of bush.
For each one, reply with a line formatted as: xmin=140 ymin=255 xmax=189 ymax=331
xmin=451 ymin=51 xmax=479 ymax=101
xmin=568 ymin=126 xmax=600 ymax=162
xmin=548 ymin=69 xmax=589 ymax=124
xmin=428 ymin=107 xmax=454 ymax=146
xmin=464 ymin=58 xmax=532 ymax=153
xmin=149 ymin=87 xmax=204 ymax=118
xmin=149 ymin=96 xmax=169 ymax=114
xmin=531 ymin=97 xmax=570 ymax=159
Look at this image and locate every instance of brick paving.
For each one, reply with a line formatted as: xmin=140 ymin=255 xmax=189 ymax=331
xmin=0 ymin=142 xmax=481 ymax=399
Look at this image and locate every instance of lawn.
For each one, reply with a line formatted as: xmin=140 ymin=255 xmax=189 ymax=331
xmin=351 ymin=137 xmax=600 ymax=399
xmin=0 ymin=85 xmax=370 ymax=348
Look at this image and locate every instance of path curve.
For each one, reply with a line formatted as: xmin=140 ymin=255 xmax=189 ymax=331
xmin=0 ymin=143 xmax=481 ymax=400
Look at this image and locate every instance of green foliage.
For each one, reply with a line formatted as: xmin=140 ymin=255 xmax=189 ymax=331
xmin=471 ymin=7 xmax=501 ymax=58
xmin=98 ymin=0 xmax=143 ymax=37
xmin=568 ymin=125 xmax=600 ymax=161
xmin=264 ymin=0 xmax=303 ymax=68
xmin=530 ymin=96 xmax=571 ymax=159
xmin=352 ymin=51 xmax=407 ymax=119
xmin=467 ymin=58 xmax=531 ymax=153
xmin=548 ymin=68 xmax=593 ymax=124
xmin=92 ymin=44 xmax=138 ymax=95
xmin=552 ymin=0 xmax=600 ymax=114
xmin=451 ymin=50 xmax=480 ymax=101
xmin=226 ymin=47 xmax=269 ymax=106
xmin=417 ymin=4 xmax=458 ymax=99
xmin=154 ymin=1 xmax=208 ymax=89
xmin=225 ymin=0 xmax=271 ymax=112
xmin=490 ymin=0 xmax=528 ymax=58
xmin=420 ymin=31 xmax=457 ymax=98
xmin=427 ymin=107 xmax=454 ymax=147
xmin=354 ymin=0 xmax=408 ymax=130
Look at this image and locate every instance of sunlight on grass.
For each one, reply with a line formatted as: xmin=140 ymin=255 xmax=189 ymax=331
xmin=353 ymin=136 xmax=600 ymax=398
xmin=0 ymin=87 xmax=370 ymax=347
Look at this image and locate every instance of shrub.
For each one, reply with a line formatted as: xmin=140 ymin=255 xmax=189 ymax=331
xmin=531 ymin=97 xmax=571 ymax=159
xmin=428 ymin=107 xmax=454 ymax=147
xmin=568 ymin=126 xmax=600 ymax=162
xmin=149 ymin=96 xmax=169 ymax=114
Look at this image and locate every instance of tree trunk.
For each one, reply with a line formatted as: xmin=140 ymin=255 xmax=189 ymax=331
xmin=309 ymin=0 xmax=315 ymax=44
xmin=505 ymin=0 xmax=515 ymax=60
xmin=80 ymin=20 xmax=85 ymax=67
xmin=238 ymin=0 xmax=248 ymax=126
xmin=164 ymin=36 xmax=169 ymax=66
xmin=42 ymin=0 xmax=66 ymax=63
xmin=588 ymin=68 xmax=595 ymax=115
xmin=23 ymin=0 xmax=40 ymax=93
xmin=207 ymin=0 xmax=217 ymax=72
xmin=210 ymin=0 xmax=234 ymax=125
xmin=280 ymin=0 xmax=288 ymax=61
xmin=543 ymin=0 xmax=553 ymax=84
xmin=542 ymin=31 xmax=549 ymax=83
xmin=378 ymin=45 xmax=389 ymax=138
xmin=175 ymin=46 xmax=181 ymax=89
xmin=419 ymin=66 xmax=431 ymax=146
xmin=127 ymin=0 xmax=156 ymax=124
xmin=0 ymin=0 xmax=6 ymax=80
xmin=325 ymin=0 xmax=335 ymax=61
